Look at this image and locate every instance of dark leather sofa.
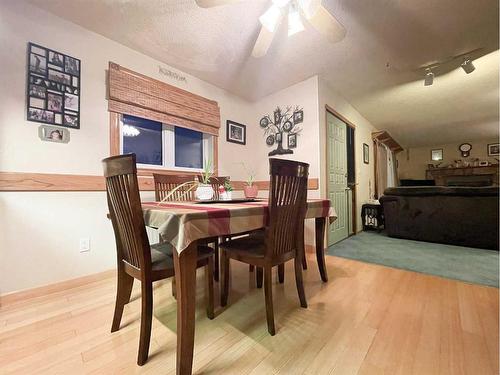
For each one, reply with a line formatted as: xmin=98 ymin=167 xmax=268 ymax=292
xmin=380 ymin=186 xmax=499 ymax=250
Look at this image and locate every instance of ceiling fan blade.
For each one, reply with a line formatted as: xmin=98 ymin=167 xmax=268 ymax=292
xmin=307 ymin=4 xmax=346 ymax=43
xmin=195 ymin=0 xmax=242 ymax=8
xmin=251 ymin=26 xmax=276 ymax=58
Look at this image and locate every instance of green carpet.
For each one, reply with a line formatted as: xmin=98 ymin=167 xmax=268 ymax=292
xmin=328 ymin=232 xmax=499 ymax=288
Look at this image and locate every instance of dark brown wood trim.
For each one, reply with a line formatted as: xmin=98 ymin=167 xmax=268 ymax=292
xmin=0 ymin=171 xmax=319 ymax=192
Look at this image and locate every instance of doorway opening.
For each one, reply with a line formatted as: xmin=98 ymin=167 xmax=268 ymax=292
xmin=326 ymin=106 xmax=357 ymax=246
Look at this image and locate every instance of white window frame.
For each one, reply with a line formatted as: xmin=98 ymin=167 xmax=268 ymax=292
xmin=119 ymin=115 xmax=214 ymax=173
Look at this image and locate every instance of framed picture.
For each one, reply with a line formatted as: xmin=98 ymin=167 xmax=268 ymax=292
xmin=26 ymin=42 xmax=81 ymax=129
xmin=431 ymin=149 xmax=443 ymax=161
xmin=226 ymin=120 xmax=246 ymax=145
xmin=487 ymin=143 xmax=500 ymax=156
xmin=293 ymin=110 xmax=304 ymax=124
xmin=363 ymin=143 xmax=369 ymax=164
xmin=273 ymin=108 xmax=281 ymax=124
xmin=38 ymin=125 xmax=70 ymax=143
xmin=288 ymin=133 xmax=297 ymax=148
xmin=259 ymin=116 xmax=269 ymax=128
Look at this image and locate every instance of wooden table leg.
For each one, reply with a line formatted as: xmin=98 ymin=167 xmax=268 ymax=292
xmin=315 ymin=217 xmax=328 ymax=282
xmin=172 ymin=242 xmax=198 ymax=375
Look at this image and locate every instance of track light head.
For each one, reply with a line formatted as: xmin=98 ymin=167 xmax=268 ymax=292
xmin=424 ymin=69 xmax=434 ymax=86
xmin=461 ymin=59 xmax=475 ymax=74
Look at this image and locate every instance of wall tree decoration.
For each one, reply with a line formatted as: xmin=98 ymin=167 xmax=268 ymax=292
xmin=260 ymin=105 xmax=303 ymax=156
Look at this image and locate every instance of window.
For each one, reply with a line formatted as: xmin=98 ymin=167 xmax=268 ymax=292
xmin=120 ymin=114 xmax=213 ymax=172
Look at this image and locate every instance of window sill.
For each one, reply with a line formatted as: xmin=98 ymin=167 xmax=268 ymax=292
xmin=137 ymin=167 xmax=202 ymax=177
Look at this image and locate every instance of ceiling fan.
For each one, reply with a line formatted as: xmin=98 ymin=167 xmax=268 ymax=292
xmin=195 ymin=0 xmax=346 ymax=58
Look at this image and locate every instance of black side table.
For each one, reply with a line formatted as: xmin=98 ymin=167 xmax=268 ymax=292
xmin=361 ymin=203 xmax=384 ymax=231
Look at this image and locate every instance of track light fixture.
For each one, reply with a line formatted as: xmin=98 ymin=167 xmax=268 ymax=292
xmin=424 ymin=68 xmax=434 ymax=86
xmin=461 ymin=58 xmax=475 ymax=74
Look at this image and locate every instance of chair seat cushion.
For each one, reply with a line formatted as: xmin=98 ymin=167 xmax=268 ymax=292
xmin=150 ymin=243 xmax=174 ymax=272
xmin=220 ymin=231 xmax=266 ymax=258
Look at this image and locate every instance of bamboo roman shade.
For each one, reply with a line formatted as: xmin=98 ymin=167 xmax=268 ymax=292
xmin=107 ymin=62 xmax=220 ymax=136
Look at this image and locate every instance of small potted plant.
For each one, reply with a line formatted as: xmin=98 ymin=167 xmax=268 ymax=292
xmin=159 ymin=159 xmax=214 ymax=202
xmin=241 ymin=163 xmax=258 ymax=198
xmin=219 ymin=180 xmax=233 ymax=200
xmin=195 ymin=159 xmax=214 ymax=200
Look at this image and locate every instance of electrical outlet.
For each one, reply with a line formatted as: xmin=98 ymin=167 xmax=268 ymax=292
xmin=79 ymin=238 xmax=90 ymax=252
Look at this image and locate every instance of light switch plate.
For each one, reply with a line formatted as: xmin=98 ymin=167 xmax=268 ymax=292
xmin=79 ymin=238 xmax=90 ymax=252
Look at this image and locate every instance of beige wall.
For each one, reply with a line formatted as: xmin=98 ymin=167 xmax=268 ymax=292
xmin=397 ymin=139 xmax=499 ymax=180
xmin=247 ymin=76 xmax=321 ymax=245
xmin=0 ymin=1 xmax=378 ymax=294
xmin=0 ymin=1 xmax=256 ymax=294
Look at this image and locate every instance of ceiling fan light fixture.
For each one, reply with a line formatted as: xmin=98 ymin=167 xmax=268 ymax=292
xmin=461 ymin=58 xmax=475 ymax=74
xmin=424 ymin=69 xmax=434 ymax=86
xmin=259 ymin=4 xmax=282 ymax=33
xmin=288 ymin=5 xmax=305 ymax=36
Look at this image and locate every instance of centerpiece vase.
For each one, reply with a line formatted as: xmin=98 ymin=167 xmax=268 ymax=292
xmin=196 ymin=184 xmax=214 ymax=200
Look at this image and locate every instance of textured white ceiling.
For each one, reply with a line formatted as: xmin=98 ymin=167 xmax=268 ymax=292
xmin=29 ymin=0 xmax=499 ymax=147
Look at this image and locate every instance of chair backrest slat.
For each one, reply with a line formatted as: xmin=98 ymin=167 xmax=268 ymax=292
xmin=103 ymin=154 xmax=151 ymax=271
xmin=265 ymin=159 xmax=309 ymax=259
xmin=153 ymin=174 xmax=195 ymax=202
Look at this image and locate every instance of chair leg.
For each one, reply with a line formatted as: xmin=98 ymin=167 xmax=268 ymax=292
xmin=111 ymin=269 xmax=134 ymax=333
xmin=256 ymin=267 xmax=263 ymax=288
xmin=213 ymin=241 xmax=220 ymax=282
xmin=220 ymin=250 xmax=230 ymax=307
xmin=171 ymin=276 xmax=176 ymax=299
xmin=205 ymin=258 xmax=215 ymax=320
xmin=263 ymin=267 xmax=276 ymax=335
xmin=278 ymin=264 xmax=285 ymax=284
xmin=302 ymin=251 xmax=308 ymax=270
xmin=137 ymin=281 xmax=153 ymax=366
xmin=294 ymin=257 xmax=308 ymax=308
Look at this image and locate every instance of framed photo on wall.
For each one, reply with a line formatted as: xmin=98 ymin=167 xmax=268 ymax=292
xmin=488 ymin=143 xmax=500 ymax=156
xmin=38 ymin=125 xmax=70 ymax=143
xmin=26 ymin=42 xmax=81 ymax=129
xmin=431 ymin=148 xmax=443 ymax=161
xmin=363 ymin=143 xmax=369 ymax=164
xmin=226 ymin=120 xmax=246 ymax=145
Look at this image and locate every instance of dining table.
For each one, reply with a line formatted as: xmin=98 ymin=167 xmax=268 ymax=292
xmin=142 ymin=198 xmax=337 ymax=375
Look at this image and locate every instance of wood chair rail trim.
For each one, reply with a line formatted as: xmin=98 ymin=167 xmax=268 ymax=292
xmin=0 ymin=171 xmax=319 ymax=192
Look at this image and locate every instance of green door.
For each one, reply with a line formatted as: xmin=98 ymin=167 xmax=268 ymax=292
xmin=327 ymin=111 xmax=349 ymax=245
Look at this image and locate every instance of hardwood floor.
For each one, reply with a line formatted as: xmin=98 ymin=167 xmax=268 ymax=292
xmin=0 ymin=254 xmax=498 ymax=374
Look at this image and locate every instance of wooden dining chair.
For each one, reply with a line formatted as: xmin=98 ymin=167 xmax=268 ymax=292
xmin=153 ymin=173 xmax=195 ymax=202
xmin=153 ymin=173 xmax=223 ymax=282
xmin=220 ymin=158 xmax=309 ymax=335
xmin=103 ymin=154 xmax=215 ymax=366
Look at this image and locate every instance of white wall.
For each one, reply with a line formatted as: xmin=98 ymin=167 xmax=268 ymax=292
xmin=0 ymin=1 xmax=255 ymax=294
xmin=318 ymin=79 xmax=378 ymax=233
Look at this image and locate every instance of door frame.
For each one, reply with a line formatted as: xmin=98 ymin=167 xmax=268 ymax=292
xmin=325 ymin=104 xmax=357 ymax=236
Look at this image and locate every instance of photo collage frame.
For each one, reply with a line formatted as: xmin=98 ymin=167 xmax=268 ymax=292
xmin=26 ymin=42 xmax=80 ymax=129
